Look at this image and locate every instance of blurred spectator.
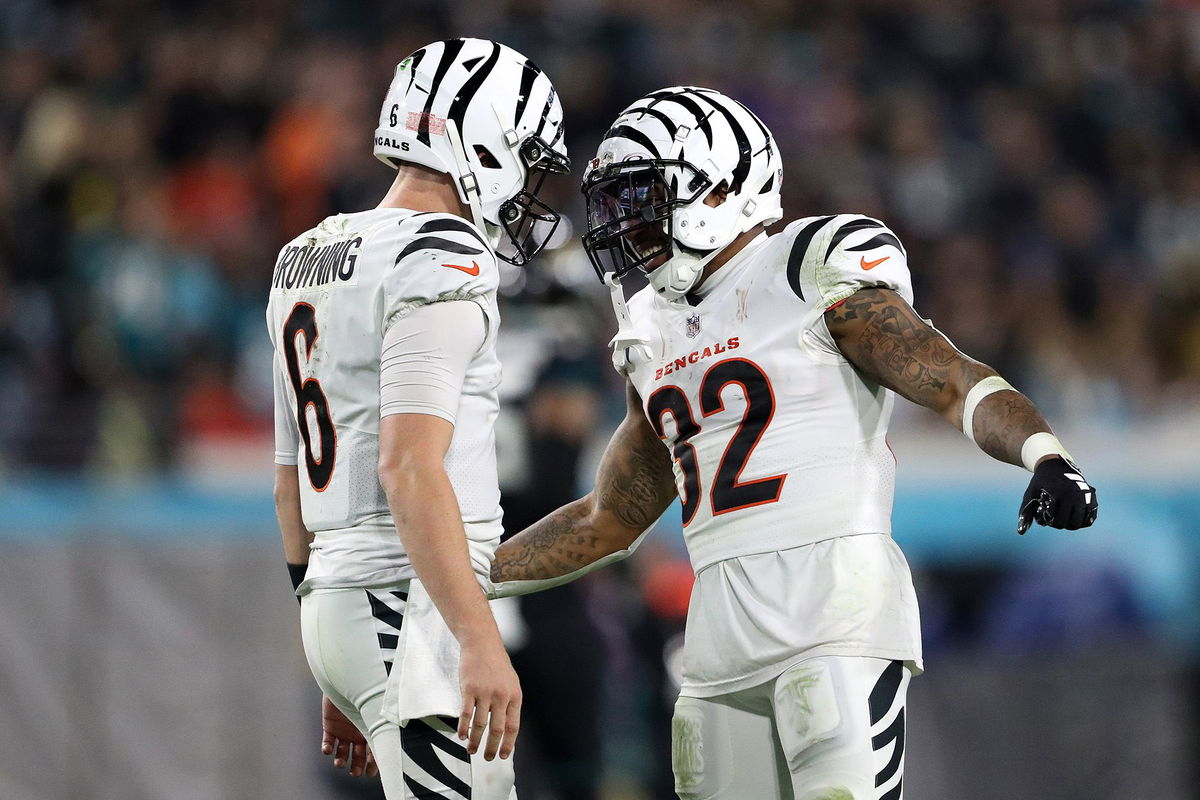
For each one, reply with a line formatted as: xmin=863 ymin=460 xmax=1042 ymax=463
xmin=4 ymin=0 xmax=1199 ymax=478
xmin=501 ymin=356 xmax=608 ymax=800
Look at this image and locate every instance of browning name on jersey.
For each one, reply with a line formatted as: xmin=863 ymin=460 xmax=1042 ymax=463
xmin=271 ymin=236 xmax=363 ymax=290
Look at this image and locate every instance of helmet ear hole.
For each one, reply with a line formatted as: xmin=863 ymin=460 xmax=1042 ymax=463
xmin=474 ymin=145 xmax=501 ymax=169
xmin=705 ymin=181 xmax=730 ymax=208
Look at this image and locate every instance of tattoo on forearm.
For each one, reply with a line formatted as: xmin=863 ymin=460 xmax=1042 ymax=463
xmin=975 ymin=392 xmax=1052 ymax=467
xmin=490 ymin=404 xmax=677 ymax=584
xmin=596 ymin=417 xmax=677 ymax=530
xmin=490 ymin=501 xmax=598 ymax=582
xmin=826 ymin=288 xmax=1053 ymax=469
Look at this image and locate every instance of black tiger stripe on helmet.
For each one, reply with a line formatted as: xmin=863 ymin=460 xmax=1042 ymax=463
xmin=373 ymin=38 xmax=569 ymax=265
xmin=416 ymin=39 xmax=465 ymax=147
xmin=446 ymin=40 xmax=501 ymax=135
xmin=581 ymin=86 xmax=783 ymax=301
xmin=513 ymin=58 xmax=540 ymax=129
xmin=688 ymin=88 xmax=753 ymax=192
xmin=634 ymin=105 xmax=679 ymax=141
xmin=644 ymin=89 xmax=716 ymax=147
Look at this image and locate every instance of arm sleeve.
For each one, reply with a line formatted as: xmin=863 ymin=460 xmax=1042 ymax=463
xmin=379 ymin=300 xmax=487 ymax=423
xmin=487 ymin=529 xmax=651 ymax=599
xmin=273 ymin=352 xmax=299 ymax=466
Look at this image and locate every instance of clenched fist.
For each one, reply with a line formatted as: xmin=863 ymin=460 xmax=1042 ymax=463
xmin=1017 ymin=456 xmax=1098 ymax=534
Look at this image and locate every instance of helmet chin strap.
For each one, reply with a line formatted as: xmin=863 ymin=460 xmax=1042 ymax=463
xmin=648 ymin=242 xmax=716 ymax=302
xmin=604 ymin=272 xmax=653 ymax=375
xmin=651 ymin=182 xmax=759 ymax=300
xmin=444 ymin=119 xmax=495 ymax=247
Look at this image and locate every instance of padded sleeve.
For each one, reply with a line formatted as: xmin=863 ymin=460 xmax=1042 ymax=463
xmin=379 ymin=300 xmax=487 ymax=423
xmin=378 ymin=213 xmax=499 ymax=334
xmin=783 ymin=214 xmax=914 ymax=313
xmin=812 ymin=214 xmax=913 ymax=310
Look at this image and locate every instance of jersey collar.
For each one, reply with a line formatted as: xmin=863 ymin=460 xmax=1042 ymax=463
xmin=682 ymin=232 xmax=770 ymax=306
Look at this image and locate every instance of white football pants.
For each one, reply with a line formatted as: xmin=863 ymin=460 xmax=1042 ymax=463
xmin=672 ymin=656 xmax=910 ymax=800
xmin=300 ymin=586 xmax=517 ymax=800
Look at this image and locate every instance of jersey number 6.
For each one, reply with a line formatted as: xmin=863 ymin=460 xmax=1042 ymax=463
xmin=647 ymin=358 xmax=786 ymax=526
xmin=283 ymin=302 xmax=336 ymax=491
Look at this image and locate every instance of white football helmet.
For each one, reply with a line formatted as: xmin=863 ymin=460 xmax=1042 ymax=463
xmin=582 ymin=87 xmax=782 ymax=300
xmin=374 ymin=38 xmax=570 ymax=265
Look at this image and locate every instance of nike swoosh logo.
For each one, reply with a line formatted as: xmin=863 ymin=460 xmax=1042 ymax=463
xmin=441 ymin=261 xmax=481 ymax=276
xmin=860 ymin=255 xmax=889 ymax=270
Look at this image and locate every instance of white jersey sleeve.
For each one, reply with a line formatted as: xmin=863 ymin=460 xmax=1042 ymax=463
xmin=784 ymin=214 xmax=914 ymax=354
xmin=789 ymin=214 xmax=912 ymax=308
xmin=379 ymin=300 xmax=486 ymax=424
xmin=272 ymin=345 xmax=299 ymax=466
xmin=378 ymin=213 xmax=499 ymax=335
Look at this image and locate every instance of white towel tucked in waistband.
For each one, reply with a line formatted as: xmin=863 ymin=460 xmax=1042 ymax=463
xmin=382 ymin=578 xmax=462 ymax=725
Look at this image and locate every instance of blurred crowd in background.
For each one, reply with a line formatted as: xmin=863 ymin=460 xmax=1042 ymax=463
xmin=1 ymin=1 xmax=1198 ymax=798
xmin=2 ymin=0 xmax=1199 ymax=474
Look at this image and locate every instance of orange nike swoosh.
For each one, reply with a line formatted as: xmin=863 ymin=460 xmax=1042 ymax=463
xmin=441 ymin=261 xmax=481 ymax=276
xmin=860 ymin=255 xmax=889 ymax=270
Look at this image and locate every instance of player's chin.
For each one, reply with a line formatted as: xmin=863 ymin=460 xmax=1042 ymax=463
xmin=641 ymin=251 xmax=670 ymax=272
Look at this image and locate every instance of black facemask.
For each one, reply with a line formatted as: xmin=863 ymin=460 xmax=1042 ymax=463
xmin=580 ymin=158 xmax=712 ymax=283
xmin=494 ymin=136 xmax=570 ymax=266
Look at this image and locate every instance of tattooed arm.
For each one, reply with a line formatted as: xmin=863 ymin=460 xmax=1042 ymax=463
xmin=826 ymin=287 xmax=1098 ymax=533
xmin=489 ymin=382 xmax=677 ymax=592
xmin=824 ymin=288 xmax=1051 ymax=467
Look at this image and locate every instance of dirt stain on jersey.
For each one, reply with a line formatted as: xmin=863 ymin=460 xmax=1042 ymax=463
xmin=806 ymin=788 xmax=853 ymax=800
xmin=735 ymin=287 xmax=750 ymax=322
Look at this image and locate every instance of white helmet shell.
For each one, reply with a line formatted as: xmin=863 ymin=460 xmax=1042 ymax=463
xmin=583 ymin=87 xmax=782 ymax=300
xmin=374 ymin=39 xmax=568 ymax=261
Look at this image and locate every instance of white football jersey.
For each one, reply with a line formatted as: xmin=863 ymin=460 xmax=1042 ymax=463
xmin=625 ymin=214 xmax=915 ymax=570
xmin=267 ymin=208 xmax=503 ymax=589
xmin=622 ymin=214 xmax=923 ymax=694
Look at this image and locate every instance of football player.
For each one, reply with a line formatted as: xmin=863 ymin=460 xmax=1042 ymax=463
xmin=489 ymin=87 xmax=1097 ymax=799
xmin=268 ymin=39 xmax=569 ymax=799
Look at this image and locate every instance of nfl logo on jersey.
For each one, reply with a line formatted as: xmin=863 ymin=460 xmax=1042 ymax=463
xmin=685 ymin=313 xmax=701 ymax=338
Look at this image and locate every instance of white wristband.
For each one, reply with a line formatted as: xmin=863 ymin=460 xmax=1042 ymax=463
xmin=1020 ymin=432 xmax=1073 ymax=473
xmin=961 ymin=376 xmax=1017 ymax=443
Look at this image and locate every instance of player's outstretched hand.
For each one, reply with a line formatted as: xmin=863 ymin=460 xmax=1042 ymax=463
xmin=1017 ymin=456 xmax=1098 ymax=534
xmin=321 ymin=695 xmax=378 ymax=777
xmin=457 ymin=638 xmax=521 ymax=761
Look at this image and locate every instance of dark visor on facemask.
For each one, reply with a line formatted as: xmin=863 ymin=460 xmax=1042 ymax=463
xmin=581 ymin=159 xmax=711 ymax=282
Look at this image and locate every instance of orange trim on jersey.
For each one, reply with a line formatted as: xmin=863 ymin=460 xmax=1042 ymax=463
xmin=825 ymin=298 xmax=848 ymax=311
xmin=646 ymin=386 xmax=701 ymax=527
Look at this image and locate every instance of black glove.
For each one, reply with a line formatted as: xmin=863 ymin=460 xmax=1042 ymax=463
xmin=1017 ymin=456 xmax=1098 ymax=534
